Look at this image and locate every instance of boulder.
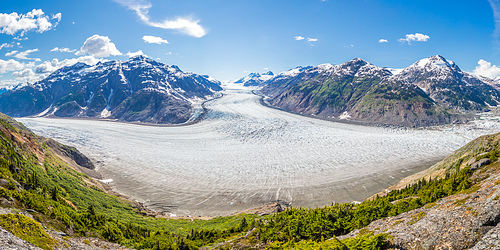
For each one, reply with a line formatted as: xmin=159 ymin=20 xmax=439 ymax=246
xmin=0 ymin=179 xmax=8 ymax=187
xmin=471 ymin=158 xmax=490 ymax=171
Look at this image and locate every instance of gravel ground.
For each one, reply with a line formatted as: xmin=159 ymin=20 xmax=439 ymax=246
xmin=17 ymin=84 xmax=500 ymax=217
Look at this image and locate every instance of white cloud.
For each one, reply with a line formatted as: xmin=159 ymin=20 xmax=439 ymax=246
xmin=35 ymin=59 xmax=58 ymax=73
xmin=114 ymin=0 xmax=207 ymax=38
xmin=0 ymin=9 xmax=61 ymax=36
xmin=52 ymin=13 xmax=61 ymax=23
xmin=473 ymin=59 xmax=500 ymax=79
xmin=126 ymin=50 xmax=145 ymax=57
xmin=398 ymin=33 xmax=430 ymax=44
xmin=35 ymin=56 xmax=102 ymax=74
xmin=75 ymin=34 xmax=122 ymax=57
xmin=0 ymin=59 xmax=34 ymax=74
xmin=50 ymin=47 xmax=76 ymax=53
xmin=12 ymin=68 xmax=35 ymax=78
xmin=6 ymin=48 xmax=40 ymax=61
xmin=379 ymin=39 xmax=388 ymax=43
xmin=307 ymin=38 xmax=318 ymax=42
xmin=294 ymin=36 xmax=305 ymax=41
xmin=5 ymin=50 xmax=17 ymax=56
xmin=142 ymin=35 xmax=169 ymax=44
xmin=0 ymin=43 xmax=13 ymax=50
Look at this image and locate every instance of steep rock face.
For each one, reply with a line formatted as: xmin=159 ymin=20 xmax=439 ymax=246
xmin=0 ymin=56 xmax=222 ymax=124
xmin=261 ymin=55 xmax=498 ymax=127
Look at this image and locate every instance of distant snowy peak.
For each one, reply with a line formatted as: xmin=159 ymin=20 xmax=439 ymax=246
xmin=294 ymin=58 xmax=392 ymax=79
xmin=234 ymin=71 xmax=275 ymax=86
xmin=276 ymin=66 xmax=313 ymax=78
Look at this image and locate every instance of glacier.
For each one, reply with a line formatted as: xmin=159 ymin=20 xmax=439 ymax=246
xmin=17 ymin=83 xmax=500 ymax=217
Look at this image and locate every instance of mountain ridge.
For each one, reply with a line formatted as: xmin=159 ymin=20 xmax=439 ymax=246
xmin=0 ymin=55 xmax=222 ymax=124
xmin=258 ymin=55 xmax=498 ymax=127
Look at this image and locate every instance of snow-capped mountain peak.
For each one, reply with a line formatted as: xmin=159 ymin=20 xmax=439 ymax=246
xmin=409 ymin=55 xmax=460 ymax=72
xmin=0 ymin=57 xmax=222 ymax=124
xmin=234 ymin=71 xmax=275 ymax=86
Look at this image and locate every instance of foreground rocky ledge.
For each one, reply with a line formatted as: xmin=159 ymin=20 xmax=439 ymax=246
xmin=339 ymin=162 xmax=500 ymax=249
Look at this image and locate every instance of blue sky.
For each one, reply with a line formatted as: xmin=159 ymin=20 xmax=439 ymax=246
xmin=1 ymin=0 xmax=500 ymax=87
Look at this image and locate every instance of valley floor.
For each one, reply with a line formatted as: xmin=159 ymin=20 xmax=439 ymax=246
xmin=16 ymin=84 xmax=500 ymax=217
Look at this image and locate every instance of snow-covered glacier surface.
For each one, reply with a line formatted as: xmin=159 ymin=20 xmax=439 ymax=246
xmin=17 ymin=84 xmax=500 ymax=217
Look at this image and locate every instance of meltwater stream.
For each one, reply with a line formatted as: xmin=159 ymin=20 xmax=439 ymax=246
xmin=17 ymin=84 xmax=500 ymax=216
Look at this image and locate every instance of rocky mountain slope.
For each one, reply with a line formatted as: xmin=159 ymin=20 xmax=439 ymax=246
xmin=260 ymin=55 xmax=499 ymax=127
xmin=338 ymin=132 xmax=500 ymax=249
xmin=234 ymin=71 xmax=274 ymax=86
xmin=0 ymin=55 xmax=222 ymax=124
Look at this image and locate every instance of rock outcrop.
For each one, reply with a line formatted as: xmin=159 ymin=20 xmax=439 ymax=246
xmin=340 ymin=132 xmax=500 ymax=249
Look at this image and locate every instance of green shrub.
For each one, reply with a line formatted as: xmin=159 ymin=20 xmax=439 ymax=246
xmin=0 ymin=213 xmax=57 ymax=250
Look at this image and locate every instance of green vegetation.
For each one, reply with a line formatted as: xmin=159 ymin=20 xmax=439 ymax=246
xmin=266 ymin=232 xmax=388 ymax=250
xmin=255 ymin=165 xmax=474 ymax=245
xmin=287 ymin=73 xmax=384 ymax=113
xmin=476 ymin=150 xmax=500 ymax=162
xmin=0 ymin=213 xmax=57 ymax=250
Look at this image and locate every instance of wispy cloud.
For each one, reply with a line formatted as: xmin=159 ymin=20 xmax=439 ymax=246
xmin=0 ymin=9 xmax=61 ymax=36
xmin=378 ymin=39 xmax=388 ymax=43
xmin=489 ymin=0 xmax=500 ymax=50
xmin=142 ymin=35 xmax=169 ymax=44
xmin=0 ymin=43 xmax=14 ymax=50
xmin=398 ymin=33 xmax=430 ymax=44
xmin=126 ymin=50 xmax=145 ymax=57
xmin=75 ymin=34 xmax=122 ymax=57
xmin=6 ymin=49 xmax=40 ymax=61
xmin=5 ymin=50 xmax=17 ymax=57
xmin=114 ymin=0 xmax=207 ymax=38
xmin=295 ymin=36 xmax=318 ymax=46
xmin=50 ymin=47 xmax=76 ymax=53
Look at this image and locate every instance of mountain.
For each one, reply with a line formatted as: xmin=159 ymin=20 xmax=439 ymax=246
xmin=260 ymin=55 xmax=498 ymax=127
xmin=234 ymin=71 xmax=274 ymax=86
xmin=0 ymin=55 xmax=222 ymax=124
xmin=394 ymin=55 xmax=500 ymax=111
